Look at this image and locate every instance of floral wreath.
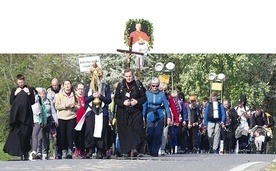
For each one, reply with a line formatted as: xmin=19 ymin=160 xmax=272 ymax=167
xmin=124 ymin=18 xmax=154 ymax=50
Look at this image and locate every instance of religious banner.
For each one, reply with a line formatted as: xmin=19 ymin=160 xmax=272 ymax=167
xmin=78 ymin=56 xmax=101 ymax=72
xmin=124 ymin=19 xmax=154 ymax=50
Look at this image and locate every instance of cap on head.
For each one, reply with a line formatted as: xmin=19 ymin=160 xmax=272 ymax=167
xmin=189 ymin=96 xmax=196 ymax=101
xmin=237 ymin=98 xmax=243 ymax=103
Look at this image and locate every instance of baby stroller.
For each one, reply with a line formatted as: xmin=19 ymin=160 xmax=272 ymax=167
xmin=235 ymin=128 xmax=252 ymax=154
xmin=250 ymin=126 xmax=268 ymax=154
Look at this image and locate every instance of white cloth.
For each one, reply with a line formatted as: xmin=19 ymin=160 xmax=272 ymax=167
xmin=74 ymin=107 xmax=91 ymax=131
xmin=93 ymin=112 xmax=103 ymax=138
xmin=133 ymin=41 xmax=148 ymax=70
xmin=236 ymin=106 xmax=251 ymax=130
xmin=212 ymin=101 xmax=219 ymax=119
xmin=75 ymin=88 xmax=104 ymax=137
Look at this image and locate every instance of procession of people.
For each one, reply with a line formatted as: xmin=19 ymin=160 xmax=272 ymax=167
xmin=3 ymin=61 xmax=275 ymax=161
xmin=1 ymin=23 xmax=274 ymax=160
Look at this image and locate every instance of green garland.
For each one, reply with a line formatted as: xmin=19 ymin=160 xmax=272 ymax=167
xmin=124 ymin=18 xmax=154 ymax=50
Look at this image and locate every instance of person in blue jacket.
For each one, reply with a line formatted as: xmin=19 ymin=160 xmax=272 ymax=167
xmin=143 ymin=77 xmax=171 ymax=157
xmin=203 ymin=92 xmax=226 ymax=153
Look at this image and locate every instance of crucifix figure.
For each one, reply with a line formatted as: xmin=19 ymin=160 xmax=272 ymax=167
xmin=117 ymin=37 xmax=144 ymax=81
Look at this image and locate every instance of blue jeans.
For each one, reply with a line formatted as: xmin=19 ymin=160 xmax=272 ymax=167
xmin=115 ymin=133 xmax=121 ymax=152
xmin=146 ymin=118 xmax=164 ymax=155
xmin=171 ymin=125 xmax=179 ymax=147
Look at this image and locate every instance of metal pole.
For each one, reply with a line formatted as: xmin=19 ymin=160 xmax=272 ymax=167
xmin=221 ymin=81 xmax=223 ymax=102
xmin=210 ymin=81 xmax=212 ymax=100
xmin=171 ymin=71 xmax=174 ymax=90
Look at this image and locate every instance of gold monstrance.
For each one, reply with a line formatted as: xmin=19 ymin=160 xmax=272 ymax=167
xmin=90 ymin=62 xmax=103 ymax=108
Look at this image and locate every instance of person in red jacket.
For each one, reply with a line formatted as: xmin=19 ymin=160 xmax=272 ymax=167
xmin=158 ymin=82 xmax=177 ymax=155
xmin=74 ymin=82 xmax=86 ymax=158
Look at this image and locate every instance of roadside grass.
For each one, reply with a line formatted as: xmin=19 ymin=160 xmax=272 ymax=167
xmin=0 ymin=141 xmax=54 ymax=161
xmin=0 ymin=142 xmax=18 ymax=161
xmin=264 ymin=163 xmax=276 ymax=171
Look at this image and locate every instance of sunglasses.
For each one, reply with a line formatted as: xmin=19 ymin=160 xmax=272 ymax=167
xmin=151 ymin=85 xmax=159 ymax=88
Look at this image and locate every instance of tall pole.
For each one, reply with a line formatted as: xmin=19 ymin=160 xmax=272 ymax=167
xmin=210 ymin=81 xmax=212 ymax=100
xmin=221 ymin=81 xmax=223 ymax=101
xmin=171 ymin=71 xmax=174 ymax=91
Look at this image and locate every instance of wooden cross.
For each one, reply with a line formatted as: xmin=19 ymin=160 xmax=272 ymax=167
xmin=117 ymin=37 xmax=144 ymax=81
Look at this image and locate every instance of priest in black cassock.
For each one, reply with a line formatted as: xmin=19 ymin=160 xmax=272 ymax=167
xmin=114 ymin=68 xmax=146 ymax=157
xmin=3 ymin=74 xmax=35 ymax=160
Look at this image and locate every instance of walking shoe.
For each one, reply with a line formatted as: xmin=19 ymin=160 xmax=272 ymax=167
xmin=42 ymin=153 xmax=49 ymax=160
xmin=86 ymin=149 xmax=93 ymax=159
xmin=150 ymin=153 xmax=158 ymax=157
xmin=57 ymin=153 xmax=62 ymax=159
xmin=106 ymin=150 xmax=111 ymax=159
xmin=62 ymin=150 xmax=67 ymax=159
xmin=161 ymin=149 xmax=166 ymax=156
xmin=96 ymin=151 xmax=103 ymax=159
xmin=130 ymin=149 xmax=138 ymax=157
xmin=67 ymin=149 xmax=73 ymax=159
xmin=29 ymin=151 xmax=37 ymax=160
xmin=23 ymin=152 xmax=29 ymax=161
xmin=114 ymin=150 xmax=122 ymax=157
xmin=18 ymin=156 xmax=23 ymax=160
xmin=122 ymin=153 xmax=130 ymax=157
xmin=80 ymin=152 xmax=86 ymax=159
xmin=193 ymin=147 xmax=198 ymax=153
xmin=74 ymin=148 xmax=79 ymax=158
xmin=92 ymin=152 xmax=97 ymax=158
xmin=36 ymin=152 xmax=42 ymax=160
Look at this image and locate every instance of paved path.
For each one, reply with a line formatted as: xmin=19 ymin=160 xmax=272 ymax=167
xmin=1 ymin=154 xmax=276 ymax=171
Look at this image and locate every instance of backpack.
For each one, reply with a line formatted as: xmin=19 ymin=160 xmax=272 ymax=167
xmin=265 ymin=112 xmax=274 ymax=137
xmin=265 ymin=112 xmax=275 ymax=127
xmin=207 ymin=101 xmax=221 ymax=121
xmin=38 ymin=97 xmax=47 ymax=125
xmin=117 ymin=80 xmax=143 ymax=93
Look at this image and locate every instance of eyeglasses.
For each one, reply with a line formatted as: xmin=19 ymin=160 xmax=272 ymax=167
xmin=151 ymin=85 xmax=159 ymax=88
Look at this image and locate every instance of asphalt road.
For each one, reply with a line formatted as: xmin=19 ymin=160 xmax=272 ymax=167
xmin=0 ymin=154 xmax=276 ymax=171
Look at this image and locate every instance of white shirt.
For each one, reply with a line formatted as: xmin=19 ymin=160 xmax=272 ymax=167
xmin=236 ymin=106 xmax=251 ymax=130
xmin=31 ymin=96 xmax=42 ymax=123
xmin=213 ymin=101 xmax=219 ymax=119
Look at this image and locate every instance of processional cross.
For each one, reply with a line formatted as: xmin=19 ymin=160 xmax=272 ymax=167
xmin=117 ymin=37 xmax=144 ymax=81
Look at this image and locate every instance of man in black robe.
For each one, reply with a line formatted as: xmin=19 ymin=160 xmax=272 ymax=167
xmin=84 ymin=65 xmax=112 ymax=159
xmin=3 ymin=74 xmax=35 ymax=160
xmin=114 ymin=68 xmax=146 ymax=157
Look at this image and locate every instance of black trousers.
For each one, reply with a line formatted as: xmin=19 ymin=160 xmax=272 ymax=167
xmin=117 ymin=111 xmax=144 ymax=154
xmin=58 ymin=118 xmax=76 ymax=150
xmin=85 ymin=114 xmax=109 ymax=153
xmin=180 ymin=124 xmax=189 ymax=150
xmin=221 ymin=127 xmax=235 ymax=153
xmin=74 ymin=122 xmax=86 ymax=152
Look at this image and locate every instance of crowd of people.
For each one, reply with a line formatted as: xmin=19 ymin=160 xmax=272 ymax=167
xmin=3 ymin=68 xmax=275 ymax=161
